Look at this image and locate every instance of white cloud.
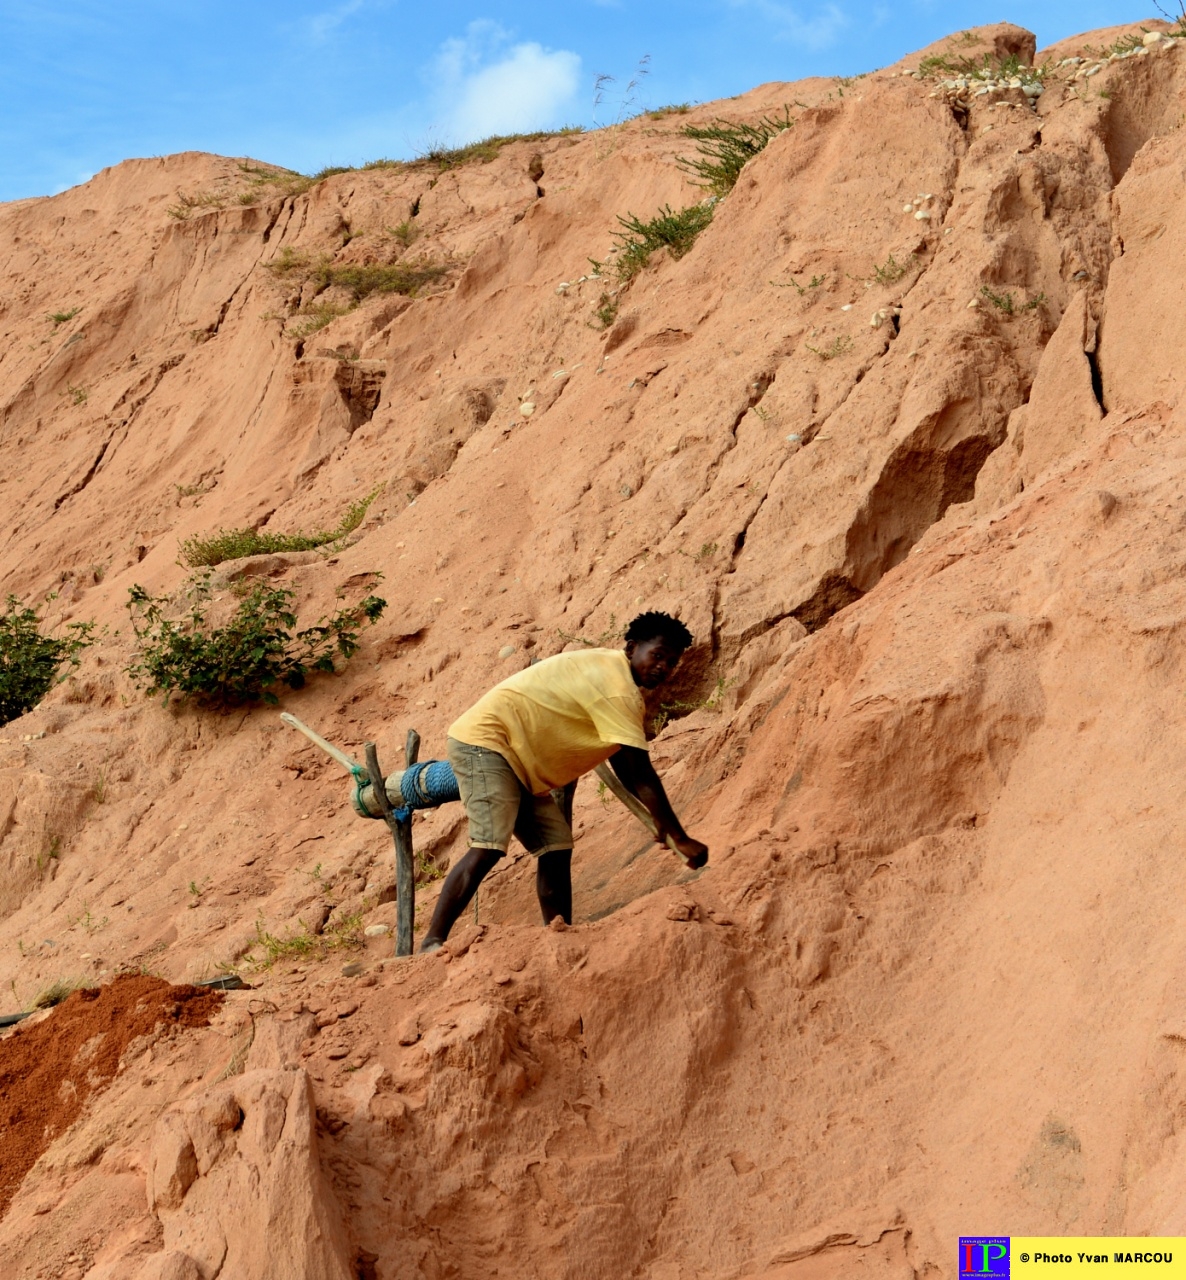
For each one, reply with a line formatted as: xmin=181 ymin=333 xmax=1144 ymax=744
xmin=430 ymin=22 xmax=581 ymax=144
xmin=728 ymin=0 xmax=848 ymax=50
xmin=304 ymin=0 xmax=366 ymax=45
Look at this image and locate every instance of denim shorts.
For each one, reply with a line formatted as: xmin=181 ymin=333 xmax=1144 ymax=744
xmin=446 ymin=738 xmax=573 ymax=856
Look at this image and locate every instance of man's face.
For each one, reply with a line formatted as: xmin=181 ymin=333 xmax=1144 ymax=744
xmin=626 ymin=637 xmax=683 ymax=689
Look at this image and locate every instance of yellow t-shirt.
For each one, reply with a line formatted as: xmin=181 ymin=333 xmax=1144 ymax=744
xmin=448 ymin=649 xmax=647 ymax=795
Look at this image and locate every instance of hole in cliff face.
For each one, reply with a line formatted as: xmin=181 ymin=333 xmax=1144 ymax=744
xmin=845 ymin=430 xmax=999 ymax=593
xmin=1086 ymin=346 xmax=1106 ymax=413
xmin=334 ymin=363 xmax=387 ymax=431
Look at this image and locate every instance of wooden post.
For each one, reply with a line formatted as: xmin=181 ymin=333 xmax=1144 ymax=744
xmin=364 ymin=728 xmax=420 ymax=958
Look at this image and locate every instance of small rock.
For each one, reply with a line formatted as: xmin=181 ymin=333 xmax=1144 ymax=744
xmin=870 ymin=310 xmax=886 ymax=328
xmin=913 ymin=210 xmax=931 ymax=221
xmin=498 ymin=644 xmax=517 ymax=659
xmin=519 ymin=402 xmax=536 ymax=417
xmin=786 ymin=433 xmax=803 ymax=445
xmin=433 ymin=596 xmax=444 ymax=604
xmin=326 ymin=1046 xmax=349 ymax=1060
xmin=1144 ymin=30 xmax=1163 ymax=45
xmin=397 ymin=1015 xmax=421 ymax=1046
xmin=336 ymin=1001 xmax=358 ymax=1018
xmin=315 ymin=1012 xmax=339 ymax=1028
xmin=840 ymin=303 xmax=852 ymax=311
xmin=665 ymin=901 xmax=700 ymax=923
xmin=967 ymin=298 xmax=980 ymax=308
xmin=1097 ymin=490 xmax=1119 ymax=519
xmin=902 ymin=203 xmax=914 ymax=214
xmin=548 ymin=916 xmax=569 ymax=933
xmin=341 ymin=962 xmax=364 ymax=977
xmin=493 ymin=972 xmax=513 ymax=985
xmin=364 ymin=923 xmax=390 ymax=937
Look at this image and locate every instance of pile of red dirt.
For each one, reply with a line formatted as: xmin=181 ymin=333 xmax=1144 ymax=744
xmin=0 ymin=976 xmax=222 ymax=1218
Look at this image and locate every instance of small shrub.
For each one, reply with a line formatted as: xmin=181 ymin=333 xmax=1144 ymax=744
xmin=0 ymin=597 xmax=95 ymax=727
xmin=770 ymin=273 xmax=826 ymax=295
xmin=287 ymin=302 xmax=350 ymax=338
xmin=647 ymin=103 xmax=692 ymax=118
xmin=677 ymin=108 xmax=794 ymax=196
xmin=390 ymin=219 xmax=418 ymax=247
xmin=873 ymin=253 xmax=916 ymax=285
xmin=126 ymin=573 xmax=386 ymax=707
xmin=179 ymin=490 xmax=378 ymax=568
xmin=309 ymin=259 xmax=446 ymax=302
xmin=613 ymin=203 xmax=715 ymax=282
xmin=48 ymin=307 xmax=80 ymax=326
xmin=806 ymin=334 xmax=853 ymax=361
xmin=591 ymin=292 xmax=620 ymax=329
xmin=980 ymin=285 xmax=1015 ymax=314
xmin=65 ymin=384 xmax=88 ymax=406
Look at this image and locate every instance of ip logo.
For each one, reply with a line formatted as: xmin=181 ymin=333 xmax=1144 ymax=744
xmin=959 ymin=1237 xmax=1010 ymax=1277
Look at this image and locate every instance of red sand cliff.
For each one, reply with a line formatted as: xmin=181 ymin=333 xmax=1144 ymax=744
xmin=4 ymin=20 xmax=1186 ymax=1278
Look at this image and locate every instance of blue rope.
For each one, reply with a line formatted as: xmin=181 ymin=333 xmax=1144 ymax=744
xmin=355 ymin=759 xmax=460 ymax=821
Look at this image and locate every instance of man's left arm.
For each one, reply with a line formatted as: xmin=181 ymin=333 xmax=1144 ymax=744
xmin=608 ymin=745 xmax=708 ymax=869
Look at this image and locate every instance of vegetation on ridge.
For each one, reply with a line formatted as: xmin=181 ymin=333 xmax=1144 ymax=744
xmin=0 ymin=597 xmax=95 ymax=727
xmin=178 ymin=490 xmax=379 ymax=568
xmin=126 ymin=572 xmax=386 ymax=708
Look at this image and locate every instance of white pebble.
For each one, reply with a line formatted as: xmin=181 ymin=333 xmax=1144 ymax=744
xmin=364 ymin=924 xmax=390 ymax=937
xmin=840 ymin=303 xmax=852 ymax=311
xmin=902 ymin=204 xmax=914 ymax=213
xmin=914 ymin=209 xmax=932 ymax=221
xmin=519 ymin=402 xmax=535 ymax=417
xmin=786 ymin=433 xmax=802 ymax=444
xmin=967 ymin=298 xmax=980 ymax=308
xmin=1085 ymin=65 xmax=1101 ymax=77
xmin=1143 ymin=31 xmax=1162 ymax=45
xmin=498 ymin=644 xmax=517 ymax=659
xmin=870 ymin=310 xmax=886 ymax=328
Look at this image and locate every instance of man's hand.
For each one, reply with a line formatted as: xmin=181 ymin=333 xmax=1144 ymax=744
xmin=668 ymin=833 xmax=708 ymax=870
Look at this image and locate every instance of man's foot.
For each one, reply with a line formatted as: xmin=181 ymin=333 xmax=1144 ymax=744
xmin=419 ymin=938 xmax=444 ymax=954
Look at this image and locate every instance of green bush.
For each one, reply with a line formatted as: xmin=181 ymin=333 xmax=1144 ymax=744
xmin=126 ymin=573 xmax=386 ymax=707
xmin=612 ymin=203 xmax=716 ymax=282
xmin=0 ymin=597 xmax=95 ymax=727
xmin=677 ymin=108 xmax=794 ymax=197
xmin=179 ymin=491 xmax=377 ymax=568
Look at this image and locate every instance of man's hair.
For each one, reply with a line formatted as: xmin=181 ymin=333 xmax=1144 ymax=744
xmin=625 ymin=611 xmax=693 ymax=652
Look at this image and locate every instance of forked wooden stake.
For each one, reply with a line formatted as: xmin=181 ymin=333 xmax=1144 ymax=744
xmin=364 ymin=729 xmax=420 ymax=956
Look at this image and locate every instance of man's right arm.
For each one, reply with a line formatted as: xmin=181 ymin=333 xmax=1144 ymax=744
xmin=608 ymin=745 xmax=708 ymax=869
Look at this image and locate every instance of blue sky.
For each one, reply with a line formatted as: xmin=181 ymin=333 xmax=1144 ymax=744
xmin=0 ymin=0 xmax=1166 ymax=201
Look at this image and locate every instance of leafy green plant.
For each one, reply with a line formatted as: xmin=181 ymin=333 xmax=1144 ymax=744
xmin=591 ymin=292 xmax=620 ymax=329
xmin=770 ymin=273 xmax=825 ymax=295
xmin=48 ymin=307 xmax=80 ymax=326
xmin=873 ymin=253 xmax=916 ymax=285
xmin=179 ymin=490 xmax=378 ymax=567
xmin=126 ymin=572 xmax=386 ymax=707
xmin=65 ymin=384 xmax=88 ymax=406
xmin=0 ymin=597 xmax=95 ymax=727
xmin=557 ymin=614 xmax=620 ymax=648
xmin=390 ymin=219 xmax=418 ymax=247
xmin=981 ymin=285 xmax=1016 ymax=314
xmin=612 ymin=203 xmax=715 ymax=282
xmin=677 ymin=108 xmax=794 ymax=196
xmin=806 ymin=334 xmax=853 ymax=361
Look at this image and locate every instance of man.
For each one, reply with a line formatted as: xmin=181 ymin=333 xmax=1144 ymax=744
xmin=385 ymin=611 xmax=708 ymax=952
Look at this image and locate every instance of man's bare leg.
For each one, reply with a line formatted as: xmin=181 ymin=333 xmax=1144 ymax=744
xmin=536 ymin=849 xmax=572 ymax=926
xmin=420 ymin=847 xmax=502 ymax=952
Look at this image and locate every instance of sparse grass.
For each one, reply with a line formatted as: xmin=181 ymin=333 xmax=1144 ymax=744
xmin=36 ymin=836 xmax=61 ymax=873
xmin=389 ymin=219 xmax=418 ymax=247
xmin=0 ymin=596 xmax=95 ymax=727
xmin=557 ymin=614 xmax=620 ymax=648
xmin=677 ymin=108 xmax=794 ymax=196
xmin=65 ymin=384 xmax=88 ymax=406
xmin=179 ymin=490 xmax=379 ymax=567
xmin=591 ymin=292 xmax=620 ymax=330
xmin=248 ymin=909 xmax=365 ymax=970
xmin=268 ymin=250 xmax=448 ymax=335
xmin=612 ymin=203 xmax=715 ymax=282
xmin=873 ymin=252 xmax=916 ymax=285
xmin=918 ymin=51 xmax=1045 ymax=82
xmin=93 ymin=769 xmax=106 ymax=804
xmin=770 ymin=273 xmax=826 ymax=294
xmin=126 ymin=571 xmax=386 ymax=707
xmin=48 ymin=308 xmax=80 ymax=327
xmin=176 ymin=481 xmax=211 ymax=499
xmin=69 ymin=905 xmax=108 ymax=934
xmin=652 ymin=675 xmax=731 ymax=734
xmin=30 ymin=976 xmax=87 ymax=1010
xmin=981 ymin=285 xmax=1014 ymax=313
xmin=648 ymin=103 xmax=693 ymax=118
xmin=417 ymin=128 xmax=583 ymax=172
xmin=806 ymin=334 xmax=853 ymax=361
